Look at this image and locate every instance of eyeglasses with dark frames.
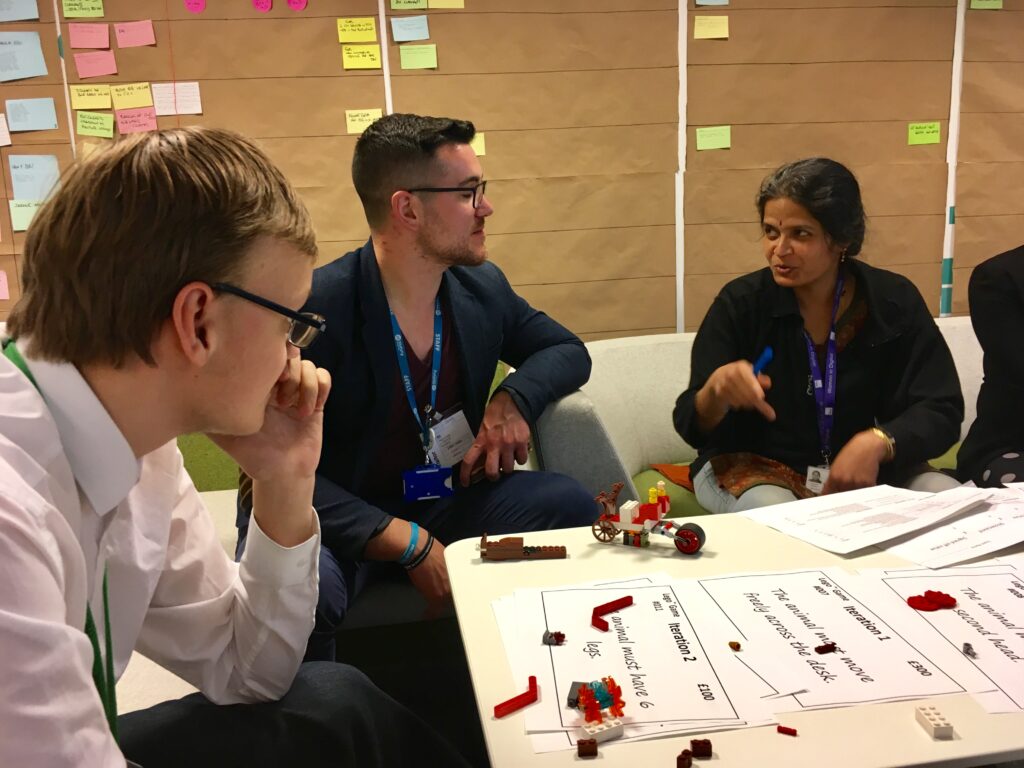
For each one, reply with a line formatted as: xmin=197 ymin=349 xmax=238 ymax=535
xmin=211 ymin=282 xmax=326 ymax=349
xmin=406 ymin=180 xmax=488 ymax=209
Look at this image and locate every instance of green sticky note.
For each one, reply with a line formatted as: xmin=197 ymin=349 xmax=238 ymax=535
xmin=399 ymin=43 xmax=437 ymax=70
xmin=76 ymin=110 xmax=114 ymax=138
xmin=695 ymin=125 xmax=731 ymax=150
xmin=391 ymin=0 xmax=427 ymax=8
xmin=62 ymin=0 xmax=104 ymax=18
xmin=9 ymin=200 xmax=43 ymax=232
xmin=908 ymin=121 xmax=941 ymax=145
xmin=970 ymin=0 xmax=1002 ymax=8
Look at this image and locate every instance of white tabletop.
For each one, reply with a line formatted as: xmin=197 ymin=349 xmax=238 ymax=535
xmin=445 ymin=514 xmax=1024 ymax=767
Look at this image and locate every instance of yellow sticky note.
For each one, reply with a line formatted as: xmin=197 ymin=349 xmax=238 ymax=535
xmin=469 ymin=132 xmax=485 ymax=156
xmin=345 ymin=108 xmax=383 ymax=134
xmin=62 ymin=0 xmax=104 ymax=17
xmin=110 ymin=82 xmax=152 ymax=110
xmin=391 ymin=0 xmax=427 ymax=8
xmin=694 ymin=15 xmax=729 ymax=39
xmin=970 ymin=0 xmax=1003 ymax=8
xmin=399 ymin=43 xmax=437 ymax=70
xmin=69 ymin=84 xmax=111 ymax=110
xmin=76 ymin=110 xmax=114 ymax=138
xmin=78 ymin=137 xmax=110 ymax=159
xmin=9 ymin=200 xmax=43 ymax=232
xmin=337 ymin=17 xmax=377 ymax=43
xmin=428 ymin=0 xmax=464 ymax=6
xmin=908 ymin=121 xmax=941 ymax=145
xmin=695 ymin=125 xmax=731 ymax=150
xmin=342 ymin=44 xmax=382 ymax=70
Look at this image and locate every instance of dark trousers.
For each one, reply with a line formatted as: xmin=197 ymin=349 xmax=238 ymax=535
xmin=118 ymin=662 xmax=472 ymax=768
xmin=238 ymin=470 xmax=597 ymax=661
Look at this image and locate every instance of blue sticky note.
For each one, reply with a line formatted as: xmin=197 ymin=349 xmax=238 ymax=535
xmin=0 ymin=0 xmax=40 ymax=22
xmin=0 ymin=31 xmax=49 ymax=82
xmin=4 ymin=97 xmax=58 ymax=132
xmin=9 ymin=154 xmax=60 ymax=201
xmin=391 ymin=15 xmax=430 ymax=43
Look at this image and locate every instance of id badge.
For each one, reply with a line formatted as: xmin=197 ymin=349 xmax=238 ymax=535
xmin=805 ymin=465 xmax=829 ymax=494
xmin=402 ymin=464 xmax=454 ymax=502
xmin=426 ymin=409 xmax=475 ymax=468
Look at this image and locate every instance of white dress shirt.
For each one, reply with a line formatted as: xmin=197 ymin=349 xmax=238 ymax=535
xmin=0 ymin=348 xmax=320 ymax=767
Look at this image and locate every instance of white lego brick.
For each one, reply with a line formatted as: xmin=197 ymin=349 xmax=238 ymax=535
xmin=916 ymin=705 xmax=953 ymax=739
xmin=581 ymin=717 xmax=624 ymax=744
xmin=618 ymin=500 xmax=639 ymax=521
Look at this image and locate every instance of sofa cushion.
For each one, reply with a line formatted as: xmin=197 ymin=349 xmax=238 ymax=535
xmin=631 ymin=468 xmax=708 ymax=518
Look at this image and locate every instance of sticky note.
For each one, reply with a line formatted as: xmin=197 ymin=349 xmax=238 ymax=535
xmin=9 ymin=200 xmax=43 ymax=231
xmin=76 ymin=110 xmax=113 ymax=138
xmin=69 ymin=83 xmax=111 ymax=109
xmin=345 ymin=108 xmax=383 ymax=134
xmin=399 ymin=43 xmax=437 ymax=69
xmin=110 ymin=81 xmax=152 ymax=110
xmin=337 ymin=17 xmax=377 ymax=43
xmin=252 ymin=0 xmax=271 ymax=11
xmin=908 ymin=121 xmax=941 ymax=145
xmin=5 ymin=98 xmax=57 ymax=132
xmin=9 ymin=154 xmax=60 ymax=200
xmin=74 ymin=49 xmax=117 ymax=78
xmin=0 ymin=0 xmax=41 ymax=23
xmin=428 ymin=0 xmax=464 ymax=7
xmin=114 ymin=20 xmax=156 ymax=48
xmin=77 ymin=136 xmax=108 ymax=158
xmin=469 ymin=132 xmax=485 ymax=156
xmin=0 ymin=270 xmax=9 ymax=301
xmin=391 ymin=15 xmax=429 ymax=42
xmin=62 ymin=0 xmax=104 ymax=17
xmin=115 ymin=105 xmax=157 ymax=134
xmin=970 ymin=0 xmax=1002 ymax=7
xmin=342 ymin=44 xmax=382 ymax=70
xmin=696 ymin=0 xmax=729 ymax=5
xmin=0 ymin=114 xmax=11 ymax=147
xmin=288 ymin=0 xmax=308 ymax=8
xmin=391 ymin=0 xmax=426 ymax=8
xmin=68 ymin=22 xmax=109 ymax=48
xmin=694 ymin=15 xmax=729 ymax=39
xmin=151 ymin=81 xmax=202 ymax=115
xmin=0 ymin=31 xmax=49 ymax=82
xmin=695 ymin=125 xmax=731 ymax=150
xmin=183 ymin=0 xmax=206 ymax=12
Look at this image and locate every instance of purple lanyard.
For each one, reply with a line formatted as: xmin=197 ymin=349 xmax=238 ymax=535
xmin=802 ymin=271 xmax=845 ymax=465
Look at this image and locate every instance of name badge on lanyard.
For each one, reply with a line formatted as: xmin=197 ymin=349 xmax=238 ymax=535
xmin=390 ymin=297 xmax=455 ymax=502
xmin=803 ymin=271 xmax=844 ymax=495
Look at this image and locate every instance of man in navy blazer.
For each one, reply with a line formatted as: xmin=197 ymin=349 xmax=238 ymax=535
xmin=237 ymin=113 xmax=597 ymax=660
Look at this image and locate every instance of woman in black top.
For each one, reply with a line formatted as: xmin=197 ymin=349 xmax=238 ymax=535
xmin=957 ymin=245 xmax=1024 ymax=487
xmin=674 ymin=158 xmax=963 ymax=513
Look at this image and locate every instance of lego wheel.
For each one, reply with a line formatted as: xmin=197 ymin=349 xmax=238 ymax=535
xmin=673 ymin=522 xmax=706 ymax=554
xmin=592 ymin=518 xmax=617 ymax=542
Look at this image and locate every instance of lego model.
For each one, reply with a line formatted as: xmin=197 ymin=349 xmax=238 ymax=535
xmin=576 ymin=738 xmax=598 ymax=759
xmin=493 ymin=676 xmax=538 ymax=719
xmin=690 ymin=738 xmax=712 ymax=758
xmin=479 ymin=533 xmax=566 ymax=561
xmin=591 ymin=483 xmax=706 ymax=555
xmin=907 ymin=590 xmax=957 ymax=611
xmin=591 ymin=595 xmax=633 ymax=632
xmin=815 ymin=642 xmax=837 ymax=654
xmin=676 ymin=749 xmax=693 ymax=768
xmin=777 ymin=725 xmax=798 ymax=736
xmin=566 ymin=681 xmax=588 ymax=709
xmin=915 ymin=705 xmax=953 ymax=739
xmin=541 ymin=630 xmax=565 ymax=646
xmin=574 ymin=677 xmax=626 ymax=744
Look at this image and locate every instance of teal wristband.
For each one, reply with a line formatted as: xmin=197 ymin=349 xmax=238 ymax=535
xmin=398 ymin=522 xmax=420 ymax=565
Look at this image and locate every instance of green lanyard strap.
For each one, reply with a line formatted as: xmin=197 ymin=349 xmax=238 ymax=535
xmin=3 ymin=341 xmax=119 ymax=739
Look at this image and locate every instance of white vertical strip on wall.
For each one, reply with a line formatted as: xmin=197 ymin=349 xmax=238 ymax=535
xmin=377 ymin=0 xmax=395 ymax=114
xmin=675 ymin=2 xmax=688 ymax=332
xmin=940 ymin=0 xmax=967 ymax=316
xmin=52 ymin=0 xmax=76 ymax=159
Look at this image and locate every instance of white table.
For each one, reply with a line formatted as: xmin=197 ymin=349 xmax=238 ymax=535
xmin=445 ymin=514 xmax=1024 ymax=767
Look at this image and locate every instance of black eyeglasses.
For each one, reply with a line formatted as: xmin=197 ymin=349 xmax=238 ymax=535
xmin=211 ymin=283 xmax=326 ymax=349
xmin=406 ymin=180 xmax=488 ymax=209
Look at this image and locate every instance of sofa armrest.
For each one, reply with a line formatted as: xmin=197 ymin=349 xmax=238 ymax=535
xmin=534 ymin=390 xmax=639 ymax=503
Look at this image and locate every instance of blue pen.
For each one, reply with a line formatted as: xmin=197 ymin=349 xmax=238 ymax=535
xmin=752 ymin=346 xmax=773 ymax=376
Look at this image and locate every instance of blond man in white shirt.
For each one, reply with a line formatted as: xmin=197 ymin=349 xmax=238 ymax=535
xmin=0 ymin=128 xmax=470 ymax=767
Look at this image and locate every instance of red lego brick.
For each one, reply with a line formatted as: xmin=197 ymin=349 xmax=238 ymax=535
xmin=493 ymin=676 xmax=538 ymax=719
xmin=690 ymin=738 xmax=712 ymax=759
xmin=907 ymin=590 xmax=957 ymax=612
xmin=777 ymin=725 xmax=798 ymax=736
xmin=577 ymin=738 xmax=598 ymax=758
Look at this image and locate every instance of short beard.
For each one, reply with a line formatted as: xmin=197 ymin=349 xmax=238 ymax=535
xmin=418 ymin=229 xmax=486 ymax=268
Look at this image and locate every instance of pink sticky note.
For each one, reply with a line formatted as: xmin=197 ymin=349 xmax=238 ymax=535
xmin=0 ymin=271 xmax=9 ymax=302
xmin=74 ymin=50 xmax=117 ymax=79
xmin=288 ymin=0 xmax=308 ymax=8
xmin=183 ymin=0 xmax=206 ymax=12
xmin=116 ymin=106 xmax=157 ymax=135
xmin=69 ymin=23 xmax=110 ymax=49
xmin=115 ymin=20 xmax=156 ymax=48
xmin=252 ymin=0 xmax=272 ymax=11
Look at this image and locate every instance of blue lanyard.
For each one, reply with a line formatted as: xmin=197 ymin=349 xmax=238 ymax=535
xmin=802 ymin=271 xmax=845 ymax=465
xmin=388 ymin=297 xmax=442 ymax=456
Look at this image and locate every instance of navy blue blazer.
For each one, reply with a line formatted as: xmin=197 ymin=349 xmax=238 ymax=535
xmin=240 ymin=240 xmax=591 ymax=559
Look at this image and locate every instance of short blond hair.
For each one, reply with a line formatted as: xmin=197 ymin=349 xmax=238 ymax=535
xmin=8 ymin=127 xmax=317 ymax=366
